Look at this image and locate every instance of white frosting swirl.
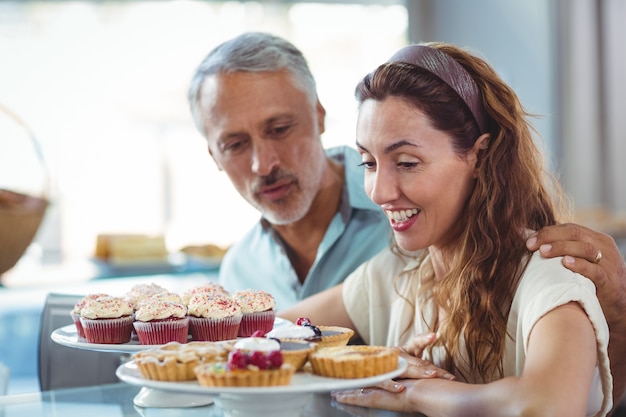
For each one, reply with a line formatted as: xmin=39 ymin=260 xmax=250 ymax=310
xmin=134 ymin=300 xmax=187 ymax=322
xmin=234 ymin=337 xmax=280 ymax=352
xmin=80 ymin=296 xmax=134 ymax=319
xmin=187 ymin=293 xmax=242 ymax=319
xmin=266 ymin=324 xmax=316 ymax=339
xmin=232 ymin=289 xmax=275 ymax=313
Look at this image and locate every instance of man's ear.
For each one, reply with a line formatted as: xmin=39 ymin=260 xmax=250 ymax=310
xmin=208 ymin=146 xmax=223 ymax=171
xmin=316 ymin=101 xmax=326 ymax=135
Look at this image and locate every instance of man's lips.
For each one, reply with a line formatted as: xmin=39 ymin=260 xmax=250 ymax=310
xmin=258 ymin=180 xmax=293 ymax=201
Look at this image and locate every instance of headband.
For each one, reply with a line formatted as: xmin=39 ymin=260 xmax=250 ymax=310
xmin=386 ymin=44 xmax=488 ymax=134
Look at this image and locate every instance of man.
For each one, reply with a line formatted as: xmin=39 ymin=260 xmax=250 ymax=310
xmin=187 ymin=32 xmax=390 ymax=310
xmin=187 ymin=32 xmax=626 ymax=411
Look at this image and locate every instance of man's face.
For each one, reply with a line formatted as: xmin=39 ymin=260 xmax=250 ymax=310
xmin=198 ymin=70 xmax=327 ymax=225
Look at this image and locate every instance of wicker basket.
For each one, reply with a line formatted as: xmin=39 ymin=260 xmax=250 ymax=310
xmin=0 ymin=105 xmax=49 ymax=275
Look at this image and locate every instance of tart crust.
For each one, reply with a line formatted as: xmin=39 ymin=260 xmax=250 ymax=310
xmin=194 ymin=363 xmax=295 ymax=387
xmin=133 ymin=341 xmax=228 ymax=381
xmin=309 ymin=345 xmax=399 ymax=378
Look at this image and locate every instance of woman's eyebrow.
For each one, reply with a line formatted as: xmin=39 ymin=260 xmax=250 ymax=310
xmin=356 ymin=140 xmax=419 ymax=154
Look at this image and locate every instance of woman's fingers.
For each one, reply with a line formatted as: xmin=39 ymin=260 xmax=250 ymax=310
xmin=401 ymin=332 xmax=436 ymax=357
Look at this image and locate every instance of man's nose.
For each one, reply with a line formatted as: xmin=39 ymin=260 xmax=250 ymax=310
xmin=251 ymin=141 xmax=280 ymax=176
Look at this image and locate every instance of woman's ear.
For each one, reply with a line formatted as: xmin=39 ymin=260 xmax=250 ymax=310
xmin=469 ymin=133 xmax=490 ymax=176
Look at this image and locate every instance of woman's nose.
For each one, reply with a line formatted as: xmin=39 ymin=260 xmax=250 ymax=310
xmin=367 ymin=168 xmax=399 ymax=205
xmin=251 ymin=141 xmax=280 ymax=176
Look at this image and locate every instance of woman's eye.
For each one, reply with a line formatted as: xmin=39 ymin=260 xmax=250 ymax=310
xmin=358 ymin=161 xmax=375 ymax=169
xmin=398 ymin=161 xmax=418 ymax=169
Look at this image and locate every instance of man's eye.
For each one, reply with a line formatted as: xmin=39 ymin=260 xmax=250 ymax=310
xmin=267 ymin=125 xmax=291 ymax=137
xmin=222 ymin=139 xmax=246 ymax=153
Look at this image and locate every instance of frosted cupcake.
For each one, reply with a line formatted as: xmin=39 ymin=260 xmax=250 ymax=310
xmin=181 ymin=283 xmax=229 ymax=306
xmin=70 ymin=293 xmax=110 ymax=340
xmin=133 ymin=298 xmax=189 ymax=345
xmin=79 ymin=296 xmax=135 ymax=344
xmin=187 ymin=292 xmax=242 ymax=341
xmin=125 ymin=283 xmax=168 ymax=310
xmin=232 ymin=290 xmax=276 ymax=337
xmin=136 ymin=291 xmax=184 ymax=309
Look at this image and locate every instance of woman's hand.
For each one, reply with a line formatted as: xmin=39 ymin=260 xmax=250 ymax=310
xmin=332 ymin=380 xmax=418 ymax=413
xmin=331 ymin=332 xmax=454 ymax=413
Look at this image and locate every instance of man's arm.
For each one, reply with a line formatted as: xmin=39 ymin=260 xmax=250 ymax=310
xmin=526 ymin=223 xmax=626 ymax=413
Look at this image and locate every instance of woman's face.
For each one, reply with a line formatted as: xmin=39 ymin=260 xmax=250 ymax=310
xmin=356 ymin=97 xmax=479 ymax=252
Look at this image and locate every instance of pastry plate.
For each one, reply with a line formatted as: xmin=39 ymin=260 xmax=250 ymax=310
xmin=116 ymin=357 xmax=408 ymax=395
xmin=51 ymin=318 xmax=291 ymax=353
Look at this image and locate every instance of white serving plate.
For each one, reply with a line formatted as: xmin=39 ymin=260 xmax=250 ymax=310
xmin=51 ymin=318 xmax=291 ymax=353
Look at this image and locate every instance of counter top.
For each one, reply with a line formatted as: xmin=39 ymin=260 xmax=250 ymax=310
xmin=0 ymin=382 xmax=419 ymax=417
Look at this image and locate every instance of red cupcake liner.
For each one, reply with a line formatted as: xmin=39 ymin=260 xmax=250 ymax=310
xmin=133 ymin=317 xmax=190 ymax=345
xmin=237 ymin=310 xmax=276 ymax=337
xmin=79 ymin=315 xmax=134 ymax=344
xmin=188 ymin=315 xmax=241 ymax=341
xmin=71 ymin=312 xmax=86 ymax=340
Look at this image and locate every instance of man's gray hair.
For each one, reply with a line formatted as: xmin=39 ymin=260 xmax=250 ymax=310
xmin=188 ymin=32 xmax=318 ymax=136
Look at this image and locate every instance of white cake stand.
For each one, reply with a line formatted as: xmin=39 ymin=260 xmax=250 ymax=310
xmin=51 ymin=324 xmax=214 ymax=408
xmin=116 ymin=358 xmax=408 ymax=417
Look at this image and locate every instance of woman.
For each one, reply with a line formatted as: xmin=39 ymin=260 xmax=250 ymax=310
xmin=280 ymin=42 xmax=612 ymax=416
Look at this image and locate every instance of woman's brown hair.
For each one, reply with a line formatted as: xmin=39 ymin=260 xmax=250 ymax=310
xmin=355 ymin=42 xmax=569 ymax=382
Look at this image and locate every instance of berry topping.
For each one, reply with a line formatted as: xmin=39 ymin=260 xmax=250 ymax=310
xmin=251 ymin=330 xmax=266 ymax=337
xmin=226 ymin=349 xmax=284 ymax=371
xmin=227 ymin=350 xmax=248 ymax=370
xmin=296 ymin=317 xmax=311 ymax=326
xmin=248 ymin=351 xmax=269 ymax=370
xmin=267 ymin=350 xmax=284 ymax=368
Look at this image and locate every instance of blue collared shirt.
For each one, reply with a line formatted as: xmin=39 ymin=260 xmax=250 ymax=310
xmin=218 ymin=146 xmax=391 ymax=310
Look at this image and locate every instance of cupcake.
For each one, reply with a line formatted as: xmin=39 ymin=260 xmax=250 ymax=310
xmin=133 ymin=341 xmax=228 ymax=381
xmin=181 ymin=283 xmax=229 ymax=305
xmin=308 ymin=345 xmax=399 ymax=378
xmin=232 ymin=290 xmax=276 ymax=337
xmin=266 ymin=317 xmax=354 ymax=348
xmin=79 ymin=296 xmax=135 ymax=344
xmin=132 ymin=298 xmax=189 ymax=345
xmin=187 ymin=292 xmax=242 ymax=341
xmin=194 ymin=337 xmax=295 ymax=387
xmin=70 ymin=293 xmax=110 ymax=340
xmin=136 ymin=291 xmax=184 ymax=309
xmin=125 ymin=283 xmax=168 ymax=310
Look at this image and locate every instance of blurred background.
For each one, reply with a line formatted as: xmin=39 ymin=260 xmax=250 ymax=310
xmin=0 ymin=0 xmax=625 ymax=396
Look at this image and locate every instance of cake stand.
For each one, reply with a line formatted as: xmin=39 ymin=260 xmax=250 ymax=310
xmin=51 ymin=324 xmax=214 ymax=408
xmin=116 ymin=358 xmax=408 ymax=417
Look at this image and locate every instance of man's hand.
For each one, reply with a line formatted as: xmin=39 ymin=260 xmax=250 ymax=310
xmin=527 ymin=223 xmax=626 ymax=413
xmin=526 ymin=223 xmax=626 ymax=326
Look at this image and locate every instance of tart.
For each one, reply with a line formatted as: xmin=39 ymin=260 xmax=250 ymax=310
xmin=309 ymin=345 xmax=400 ymax=379
xmin=133 ymin=341 xmax=228 ymax=381
xmin=194 ymin=338 xmax=295 ymax=387
xmin=266 ymin=317 xmax=354 ymax=348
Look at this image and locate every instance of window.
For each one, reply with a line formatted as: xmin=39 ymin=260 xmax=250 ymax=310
xmin=0 ymin=1 xmax=407 ymax=267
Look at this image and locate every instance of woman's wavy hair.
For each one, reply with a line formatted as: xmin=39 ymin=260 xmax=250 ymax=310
xmin=355 ymin=42 xmax=569 ymax=382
